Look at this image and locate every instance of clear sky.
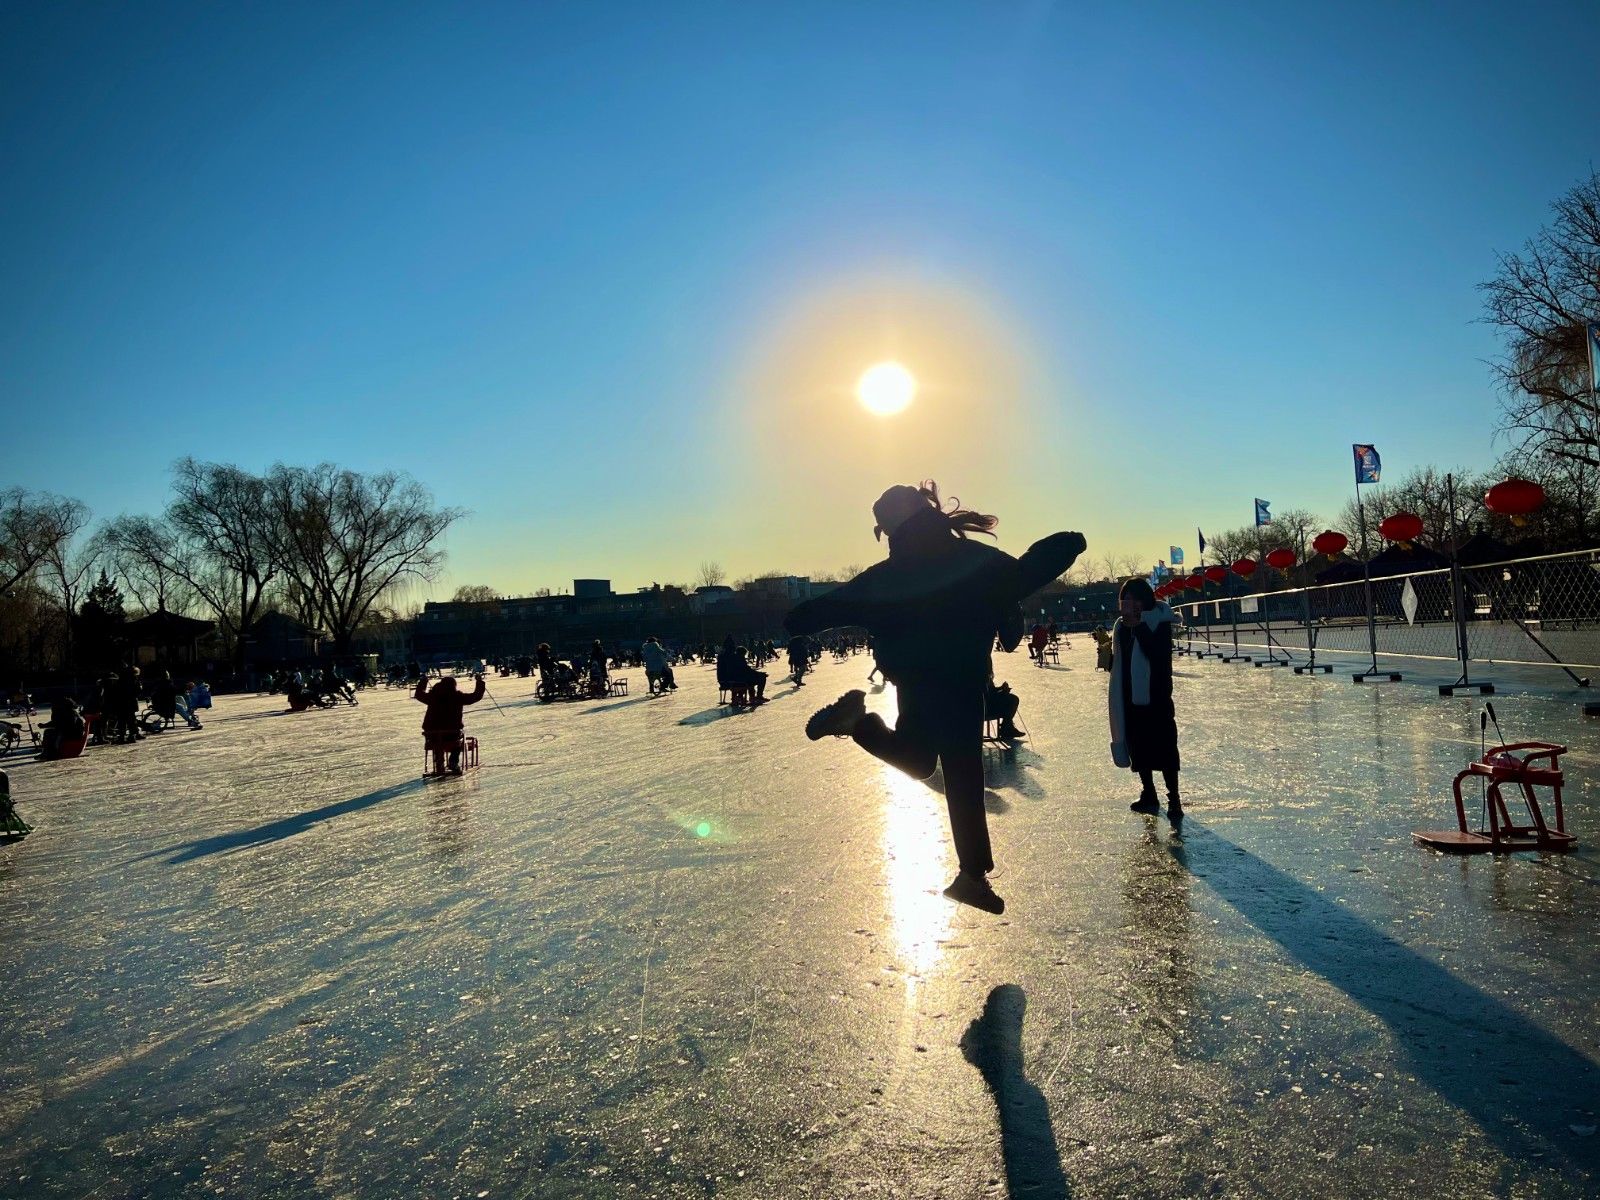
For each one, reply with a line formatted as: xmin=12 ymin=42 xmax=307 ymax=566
xmin=4 ymin=1 xmax=1597 ymax=597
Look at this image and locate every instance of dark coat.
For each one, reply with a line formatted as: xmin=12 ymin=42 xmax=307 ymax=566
xmin=784 ymin=507 xmax=1084 ymax=690
xmin=414 ymin=677 xmax=485 ymax=734
xmin=1116 ymin=619 xmax=1174 ymax=709
xmin=1114 ymin=614 xmax=1179 ymax=773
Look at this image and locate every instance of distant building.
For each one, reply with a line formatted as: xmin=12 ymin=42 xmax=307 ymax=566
xmin=743 ymin=575 xmax=815 ymax=604
xmin=242 ymin=611 xmax=322 ymax=665
xmin=687 ymin=585 xmax=736 ymax=614
xmin=352 ymin=617 xmax=413 ymax=664
xmin=573 ymin=579 xmax=611 ymax=600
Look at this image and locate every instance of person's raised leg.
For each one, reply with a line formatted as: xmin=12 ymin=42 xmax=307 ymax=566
xmin=805 ymin=688 xmax=869 ymax=741
xmin=850 ymin=710 xmax=938 ymax=779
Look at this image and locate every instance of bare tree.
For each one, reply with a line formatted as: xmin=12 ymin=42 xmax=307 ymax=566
xmin=1265 ymin=507 xmax=1320 ymax=561
xmin=0 ymin=487 xmax=88 ymax=599
xmin=1336 ymin=466 xmax=1485 ymax=551
xmin=166 ymin=458 xmax=279 ymax=665
xmin=263 ymin=463 xmax=462 ymax=652
xmin=38 ymin=524 xmax=101 ymax=667
xmin=697 ymin=561 xmax=726 ymax=589
xmin=1061 ymin=560 xmax=1096 ymax=588
xmin=99 ymin=514 xmax=196 ymax=615
xmin=452 ymin=584 xmax=498 ymax=604
xmin=1481 ymin=170 xmax=1600 ymax=467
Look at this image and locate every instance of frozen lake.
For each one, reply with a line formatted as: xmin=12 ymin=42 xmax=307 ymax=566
xmin=2 ymin=646 xmax=1598 ymax=1198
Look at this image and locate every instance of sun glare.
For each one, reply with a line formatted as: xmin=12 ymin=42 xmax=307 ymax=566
xmin=856 ymin=361 xmax=916 ymax=416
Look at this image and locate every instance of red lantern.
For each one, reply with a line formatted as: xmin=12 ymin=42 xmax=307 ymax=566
xmin=1203 ymin=565 xmax=1228 ymax=585
xmin=1185 ymin=573 xmax=1204 ymax=591
xmin=1484 ymin=478 xmax=1546 ymax=527
xmin=1378 ymin=511 xmax=1424 ymax=544
xmin=1231 ymin=557 xmax=1257 ymax=578
xmin=1265 ymin=547 xmax=1296 ymax=570
xmin=1311 ymin=529 xmax=1348 ymax=559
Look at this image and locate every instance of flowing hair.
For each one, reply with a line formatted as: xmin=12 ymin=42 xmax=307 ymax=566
xmin=917 ymin=480 xmax=998 ymax=539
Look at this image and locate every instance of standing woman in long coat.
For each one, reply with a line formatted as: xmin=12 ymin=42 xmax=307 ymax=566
xmin=1108 ymin=578 xmax=1182 ymax=818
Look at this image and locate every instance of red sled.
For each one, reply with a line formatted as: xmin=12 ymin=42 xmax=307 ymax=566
xmin=1414 ymin=741 xmax=1575 ymax=854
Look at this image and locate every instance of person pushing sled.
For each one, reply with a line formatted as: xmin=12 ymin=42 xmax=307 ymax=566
xmin=786 ymin=481 xmax=1085 ymax=914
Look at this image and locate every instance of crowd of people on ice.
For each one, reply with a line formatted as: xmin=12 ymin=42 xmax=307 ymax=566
xmin=2 ymin=663 xmax=214 ymax=762
xmin=6 ymin=479 xmax=1184 ymax=924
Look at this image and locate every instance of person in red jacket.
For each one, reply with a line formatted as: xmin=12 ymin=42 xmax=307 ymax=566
xmin=414 ymin=673 xmax=485 ymax=775
xmin=787 ymin=481 xmax=1085 ymax=915
xmin=1028 ymin=624 xmax=1049 ymax=664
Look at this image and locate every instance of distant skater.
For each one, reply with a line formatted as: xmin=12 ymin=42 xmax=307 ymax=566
xmin=641 ymin=636 xmax=677 ymax=693
xmin=1108 ymin=578 xmax=1182 ymax=819
xmin=787 ymin=633 xmax=814 ymax=685
xmin=787 ymin=481 xmax=1085 ymax=914
xmin=415 ymin=673 xmax=485 ymax=775
xmin=717 ymin=635 xmax=768 ymax=705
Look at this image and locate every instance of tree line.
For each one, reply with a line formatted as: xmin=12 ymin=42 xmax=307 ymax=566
xmin=0 ymin=459 xmax=461 ymax=675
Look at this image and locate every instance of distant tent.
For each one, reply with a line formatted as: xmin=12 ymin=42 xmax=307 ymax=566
xmin=1367 ymin=541 xmax=1450 ymax=577
xmin=1453 ymin=530 xmax=1516 ymax=567
xmin=1313 ymin=558 xmax=1365 ymax=586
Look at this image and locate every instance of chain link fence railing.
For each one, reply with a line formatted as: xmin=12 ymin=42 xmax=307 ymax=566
xmin=1172 ymin=549 xmax=1600 ymax=691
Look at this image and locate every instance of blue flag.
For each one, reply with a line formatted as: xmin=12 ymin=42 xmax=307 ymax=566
xmin=1197 ymin=528 xmax=1206 ymax=554
xmin=1353 ymin=444 xmax=1381 ymax=484
xmin=1169 ymin=546 xmax=1184 ymax=566
xmin=1254 ymin=498 xmax=1272 ymax=527
xmin=1588 ymin=322 xmax=1600 ymax=394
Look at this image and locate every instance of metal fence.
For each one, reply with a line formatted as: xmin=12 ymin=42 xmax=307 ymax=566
xmin=1171 ymin=548 xmax=1600 ymax=693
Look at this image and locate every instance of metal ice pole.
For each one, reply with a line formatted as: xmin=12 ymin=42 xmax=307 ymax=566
xmin=1440 ymin=472 xmax=1493 ymax=697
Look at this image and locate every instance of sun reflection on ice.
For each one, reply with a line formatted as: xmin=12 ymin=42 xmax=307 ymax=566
xmin=879 ymin=766 xmax=954 ymax=986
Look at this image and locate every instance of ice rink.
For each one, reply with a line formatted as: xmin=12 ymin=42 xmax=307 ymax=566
xmin=2 ymin=645 xmax=1598 ymax=1198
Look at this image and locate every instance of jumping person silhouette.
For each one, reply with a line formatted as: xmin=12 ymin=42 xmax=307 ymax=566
xmin=786 ymin=481 xmax=1085 ymax=914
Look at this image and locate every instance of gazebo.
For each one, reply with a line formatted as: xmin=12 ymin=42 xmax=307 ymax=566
xmin=124 ymin=610 xmax=216 ymax=666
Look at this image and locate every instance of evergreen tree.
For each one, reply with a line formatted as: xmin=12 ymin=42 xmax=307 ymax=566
xmin=76 ymin=570 xmax=127 ymax=671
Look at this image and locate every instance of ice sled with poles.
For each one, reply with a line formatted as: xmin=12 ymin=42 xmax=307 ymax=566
xmin=1413 ymin=702 xmax=1574 ymax=854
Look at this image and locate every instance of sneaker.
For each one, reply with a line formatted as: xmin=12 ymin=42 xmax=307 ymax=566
xmin=943 ymin=871 xmax=1006 ymax=915
xmin=805 ymin=690 xmax=866 ymax=740
xmin=1130 ymin=795 xmax=1160 ymax=814
xmin=996 ymin=720 xmax=1024 ymax=742
xmin=1166 ymin=796 xmax=1184 ymax=820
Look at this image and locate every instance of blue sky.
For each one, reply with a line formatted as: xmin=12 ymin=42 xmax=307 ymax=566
xmin=4 ymin=1 xmax=1597 ymax=595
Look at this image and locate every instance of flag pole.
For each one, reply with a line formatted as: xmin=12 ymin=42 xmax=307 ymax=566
xmin=1351 ymin=464 xmax=1400 ymax=684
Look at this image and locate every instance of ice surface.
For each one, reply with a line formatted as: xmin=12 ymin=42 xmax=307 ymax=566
xmin=2 ymin=648 xmax=1598 ymax=1197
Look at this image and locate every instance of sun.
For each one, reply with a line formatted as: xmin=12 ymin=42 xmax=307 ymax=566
xmin=856 ymin=361 xmax=916 ymax=416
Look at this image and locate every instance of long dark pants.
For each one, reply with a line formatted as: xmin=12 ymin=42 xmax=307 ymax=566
xmin=852 ymin=683 xmax=992 ymax=876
